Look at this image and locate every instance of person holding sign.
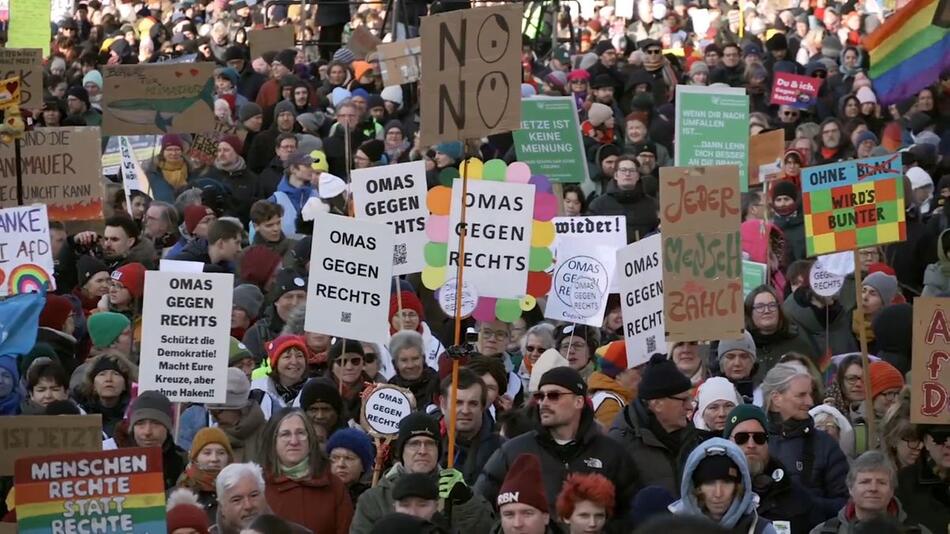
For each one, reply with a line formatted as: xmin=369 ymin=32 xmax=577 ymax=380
xmin=324 ymin=339 xmax=372 ymax=423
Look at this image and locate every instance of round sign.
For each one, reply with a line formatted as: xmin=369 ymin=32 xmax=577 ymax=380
xmin=554 ymin=255 xmax=608 ymax=318
xmin=810 ymin=264 xmax=844 ymax=297
xmin=437 ymin=277 xmax=478 ymax=318
xmin=361 ymin=385 xmax=414 ymax=437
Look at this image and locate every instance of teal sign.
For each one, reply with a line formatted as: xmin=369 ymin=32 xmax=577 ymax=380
xmin=675 ymin=86 xmax=750 ymax=191
xmin=742 ymin=260 xmax=768 ymax=296
xmin=513 ymin=96 xmax=589 ymax=184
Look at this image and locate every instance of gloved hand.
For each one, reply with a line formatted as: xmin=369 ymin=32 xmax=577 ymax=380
xmin=438 ymin=468 xmax=472 ymax=504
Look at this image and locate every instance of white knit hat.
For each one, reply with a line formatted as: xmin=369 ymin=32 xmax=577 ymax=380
xmin=692 ymin=377 xmax=743 ymax=430
xmin=381 ymin=85 xmax=403 ymax=106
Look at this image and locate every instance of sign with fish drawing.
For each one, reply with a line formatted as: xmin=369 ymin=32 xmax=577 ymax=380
xmin=101 ymin=64 xmax=216 ymax=135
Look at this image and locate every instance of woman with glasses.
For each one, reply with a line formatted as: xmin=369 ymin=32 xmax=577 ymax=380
xmin=567 ymin=69 xmax=590 ymax=111
xmin=880 ymin=390 xmax=924 ymax=469
xmin=327 ymin=338 xmax=371 ymax=421
xmin=251 ymin=334 xmax=310 ymax=416
xmin=743 ymin=286 xmax=815 ymax=383
xmin=388 ymin=290 xmax=445 ymax=372
xmin=260 ymin=407 xmax=353 ymax=533
xmin=517 ymin=323 xmax=556 ymax=393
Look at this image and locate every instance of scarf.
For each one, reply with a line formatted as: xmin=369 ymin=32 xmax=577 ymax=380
xmin=159 ymin=158 xmax=188 ymax=189
xmin=279 ymin=458 xmax=310 ymax=480
xmin=215 ymin=155 xmax=247 ymax=174
xmin=274 ymin=379 xmax=304 ymax=404
xmin=183 ymin=463 xmax=220 ymax=492
xmin=851 ymin=312 xmax=876 ymax=345
xmin=384 ymin=140 xmax=410 ymax=161
xmin=223 ymin=403 xmax=266 ymax=445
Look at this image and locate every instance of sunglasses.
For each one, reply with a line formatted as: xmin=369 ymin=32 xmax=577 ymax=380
xmin=532 ymin=391 xmax=574 ymax=403
xmin=334 ymin=356 xmax=363 ymax=367
xmin=733 ymin=432 xmax=768 ymax=445
xmin=646 ymin=48 xmax=662 ymax=55
xmin=783 ymin=111 xmax=799 ymax=117
xmin=525 ymin=345 xmax=545 ymax=353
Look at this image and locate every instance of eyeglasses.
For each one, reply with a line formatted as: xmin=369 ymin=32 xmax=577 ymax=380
xmin=901 ymin=438 xmax=924 ymax=450
xmin=616 ymin=167 xmax=639 ymax=175
xmin=822 ymin=128 xmax=839 ymax=135
xmin=532 ymin=390 xmax=575 ymax=403
xmin=752 ymin=302 xmax=778 ymax=312
xmin=480 ymin=328 xmax=510 ymax=340
xmin=645 ymin=48 xmax=662 ymax=55
xmin=843 ymin=374 xmax=864 ymax=385
xmin=733 ymin=431 xmax=768 ymax=445
xmin=334 ymin=356 xmax=363 ymax=367
xmin=560 ymin=341 xmax=587 ymax=352
xmin=525 ymin=345 xmax=545 ymax=353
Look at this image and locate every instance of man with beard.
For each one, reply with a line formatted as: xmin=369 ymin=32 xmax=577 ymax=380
xmin=815 ymin=118 xmax=854 ymax=164
xmin=73 ymin=215 xmax=157 ymax=270
xmin=725 ymin=405 xmax=818 ymax=534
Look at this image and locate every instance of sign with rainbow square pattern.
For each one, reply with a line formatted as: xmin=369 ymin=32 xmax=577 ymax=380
xmin=801 ymin=154 xmax=906 ymax=256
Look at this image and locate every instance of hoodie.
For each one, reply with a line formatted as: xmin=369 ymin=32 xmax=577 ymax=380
xmin=270 ymin=176 xmax=317 ymax=238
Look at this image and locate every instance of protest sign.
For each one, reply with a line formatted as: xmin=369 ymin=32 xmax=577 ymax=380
xmin=660 ymin=165 xmax=743 ymax=341
xmin=749 ymin=129 xmax=785 ymax=186
xmin=138 ymin=271 xmax=234 ymax=403
xmin=102 ymin=135 xmax=160 ymax=176
xmin=306 ymin=213 xmax=395 ymax=344
xmin=770 ymin=72 xmax=822 ymax=109
xmin=0 ymin=205 xmax=56 ymax=297
xmin=616 ymin=234 xmax=664 ymax=365
xmin=15 ymin=447 xmax=166 ymax=534
xmin=349 ymin=26 xmax=382 ymax=58
xmin=513 ymin=97 xmax=588 ymax=183
xmin=351 ymin=161 xmax=429 ymax=275
xmin=187 ymin=119 xmax=247 ymax=167
xmin=377 ymin=38 xmax=422 ymax=86
xmin=801 ymin=154 xmax=906 ymax=256
xmin=420 ymin=5 xmax=523 ymax=145
xmin=361 ymin=385 xmax=415 ymax=438
xmin=447 ymin=179 xmax=535 ymax=299
xmin=118 ymin=136 xmax=151 ymax=204
xmin=674 ymin=85 xmax=750 ymax=190
xmin=0 ymin=75 xmax=22 ymax=111
xmin=809 ymin=262 xmax=844 ymax=296
xmin=101 ymin=63 xmax=216 ymax=135
xmin=248 ymin=25 xmax=295 ymax=60
xmin=615 ymin=0 xmax=635 ymax=18
xmin=7 ymin=0 xmax=50 ymax=56
xmin=0 ymin=127 xmax=103 ymax=220
xmin=911 ymin=297 xmax=950 ymax=424
xmin=159 ymin=259 xmax=205 ymax=273
xmin=545 ymin=235 xmax=612 ymax=327
xmin=436 ymin=277 xmax=478 ymax=318
xmin=0 ymin=49 xmax=42 ymax=108
xmin=742 ymin=261 xmax=767 ymax=297
xmin=552 ymin=216 xmax=626 ymax=292
xmin=0 ymin=415 xmax=102 ymax=476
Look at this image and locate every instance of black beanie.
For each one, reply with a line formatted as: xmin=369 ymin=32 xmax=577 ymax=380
xmin=396 ymin=412 xmax=440 ymax=461
xmin=46 ymin=400 xmax=81 ymax=415
xmin=692 ymin=454 xmax=740 ymax=485
xmin=327 ymin=338 xmax=365 ymax=362
xmin=370 ymin=513 xmax=436 ymax=534
xmin=66 ymin=86 xmax=90 ymax=107
xmin=538 ymin=366 xmax=588 ymax=396
xmin=392 ymin=472 xmax=439 ymax=501
xmin=77 ymin=255 xmax=109 ymax=287
xmin=299 ymin=378 xmax=343 ymax=415
xmin=765 ymin=32 xmax=788 ymax=52
xmin=275 ymin=48 xmax=296 ymax=70
xmin=771 ymin=179 xmax=798 ymax=202
xmin=638 ymin=353 xmax=691 ymax=400
xmin=358 ymin=139 xmax=385 ymax=163
xmin=224 ymin=45 xmax=247 ymax=62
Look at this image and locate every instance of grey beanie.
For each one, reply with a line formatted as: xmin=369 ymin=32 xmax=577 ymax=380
xmin=274 ymin=99 xmax=297 ymax=120
xmin=233 ymin=283 xmax=264 ymax=320
xmin=332 ymin=47 xmax=356 ymax=65
xmin=296 ymin=112 xmax=326 ymax=133
xmin=717 ymin=330 xmax=756 ymax=362
xmin=863 ymin=271 xmax=898 ymax=307
xmin=129 ymin=391 xmax=174 ymax=433
xmin=238 ymin=102 xmax=263 ymax=122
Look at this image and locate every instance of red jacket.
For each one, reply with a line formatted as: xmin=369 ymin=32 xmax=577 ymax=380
xmin=264 ymin=469 xmax=352 ymax=534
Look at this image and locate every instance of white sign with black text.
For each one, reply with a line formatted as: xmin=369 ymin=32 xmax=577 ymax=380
xmin=545 ymin=235 xmax=612 ymax=327
xmin=616 ymin=234 xmax=664 ymax=368
xmin=552 ymin=216 xmax=627 ymax=292
xmin=361 ymin=385 xmax=415 ymax=437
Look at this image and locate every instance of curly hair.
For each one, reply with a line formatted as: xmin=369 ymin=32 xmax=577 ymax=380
xmin=555 ymin=472 xmax=616 ymax=520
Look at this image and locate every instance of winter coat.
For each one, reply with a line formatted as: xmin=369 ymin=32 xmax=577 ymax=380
xmin=782 ymin=288 xmax=857 ymax=357
xmin=749 ymin=324 xmax=817 ymax=383
xmin=754 ymin=456 xmax=825 ymax=534
xmin=36 ymin=327 xmax=80 ymax=375
xmin=169 ymin=239 xmax=233 ymax=273
xmin=766 ymin=414 xmax=849 ymax=522
xmin=388 ymin=366 xmax=440 ymax=411
xmin=808 ymin=498 xmax=932 ymax=534
xmin=669 ymin=438 xmax=777 ymax=534
xmin=269 ymin=177 xmax=318 ymax=238
xmin=264 ymin=468 xmax=352 ymax=534
xmin=885 ymin=208 xmax=936 ymax=297
xmin=895 ymin=455 xmax=950 ymax=534
xmin=242 ymin=306 xmax=287 ymax=361
xmin=176 ymin=401 xmax=267 ymax=464
xmin=921 ymin=228 xmax=950 ymax=296
xmin=203 ymin=164 xmax=263 ymax=226
xmin=258 ymin=157 xmax=286 ymax=198
xmin=351 ymin=464 xmax=496 ymax=534
xmin=475 ymin=406 xmax=637 ymax=527
xmin=588 ymin=181 xmax=660 ymax=243
xmin=773 ymin=212 xmax=807 ymax=265
xmin=588 ymin=371 xmax=633 ymax=428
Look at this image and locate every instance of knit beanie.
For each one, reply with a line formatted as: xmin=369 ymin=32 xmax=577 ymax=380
xmin=228 ymin=338 xmax=254 ymax=366
xmin=66 ymin=86 xmax=90 ymax=107
xmin=396 ymin=412 xmax=440 ymax=461
xmin=39 ymin=294 xmax=73 ymax=330
xmin=332 ymin=47 xmax=356 ymax=65
xmin=370 ymin=513 xmax=433 ymax=533
xmin=435 ymin=141 xmax=464 ymax=162
xmin=77 ymin=255 xmax=109 ymax=287
xmin=598 ymin=340 xmax=628 ymax=378
xmin=856 ymin=87 xmax=877 ymax=104
xmin=299 ymin=378 xmax=344 ymax=414
xmin=722 ymin=404 xmax=769 ymax=438
xmin=219 ymin=135 xmax=243 ymax=155
xmin=869 ymin=361 xmax=904 ymax=399
xmin=331 ymin=87 xmax=352 ymax=106
xmin=906 ymin=167 xmax=933 ymax=191
xmin=692 ymin=377 xmax=743 ymax=430
xmin=528 ymin=349 xmax=570 ymax=393
xmin=166 ymin=489 xmax=210 ymax=534
xmin=82 ymin=69 xmax=103 ymax=90
xmin=296 ymin=112 xmax=326 ymax=133
xmin=189 ymin=427 xmax=235 ymax=462
xmin=389 ymin=291 xmax=425 ymax=332
xmin=381 ymin=85 xmax=403 ymax=106
xmin=326 ymin=428 xmax=375 ymax=473
xmin=232 ymin=284 xmax=263 ymax=320
xmin=238 ymin=102 xmax=263 ymax=122
xmin=162 ymin=134 xmax=184 ymax=150
xmin=393 ymin=472 xmax=438 ymax=501
xmin=631 ymin=486 xmax=675 ymax=526
xmin=90 ymin=355 xmax=123 ymax=380
xmin=497 ymin=453 xmax=548 ymax=513
xmin=272 ymin=269 xmax=308 ymax=299
xmin=111 ymin=262 xmax=146 ymax=300
xmin=358 ymin=139 xmax=385 ymax=163
xmin=274 ymin=99 xmax=297 ymax=120
xmin=274 ymin=48 xmax=296 ymax=70
xmin=854 ymin=130 xmax=878 ymax=148
xmin=587 ymin=102 xmax=613 ymax=127
xmin=87 ymin=312 xmax=131 ymax=348
xmin=692 ymin=454 xmax=740 ymax=485
xmin=638 ymin=353 xmax=691 ymax=400
xmin=716 ymin=331 xmax=757 ymax=362
xmin=538 ymin=366 xmax=588 ymax=396
xmin=771 ymin=179 xmax=798 ymax=202
xmin=129 ymin=390 xmax=174 ymax=433
xmin=872 ymin=303 xmax=913 ymax=360
xmin=265 ymin=334 xmax=308 ymax=368
xmin=210 ymin=367 xmax=251 ymax=410
xmin=863 ymin=271 xmax=898 ymax=306
xmin=327 ymin=338 xmax=365 ymax=363
xmin=184 ymin=204 xmax=214 ymax=234
xmin=238 ymin=246 xmax=283 ymax=289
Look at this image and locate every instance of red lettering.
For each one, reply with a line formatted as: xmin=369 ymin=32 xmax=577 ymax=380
xmin=667 ymin=281 xmax=742 ymax=322
xmin=924 ymin=309 xmax=950 ymax=344
xmin=920 ymin=382 xmax=949 ymax=418
xmin=663 ymin=177 xmax=739 ymax=224
xmin=927 ymin=350 xmax=950 ymax=380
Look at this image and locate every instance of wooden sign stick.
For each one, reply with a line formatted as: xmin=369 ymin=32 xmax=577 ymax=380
xmin=853 ymin=250 xmax=877 ymax=446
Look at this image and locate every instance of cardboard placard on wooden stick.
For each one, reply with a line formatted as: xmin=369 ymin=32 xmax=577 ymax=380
xmin=0 ymin=415 xmax=102 ymax=476
xmin=248 ymin=25 xmax=295 ymax=60
xmin=377 ymin=38 xmax=421 ymax=86
xmin=348 ymin=25 xmax=382 ymax=59
xmin=0 ymin=48 xmax=42 ymax=108
xmin=911 ymin=297 xmax=950 ymax=424
xmin=749 ymin=129 xmax=785 ymax=186
xmin=419 ymin=4 xmax=523 ymax=145
xmin=101 ymin=63 xmax=216 ymax=135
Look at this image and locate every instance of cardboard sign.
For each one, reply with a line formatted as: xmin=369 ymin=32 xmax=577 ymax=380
xmin=447 ymin=179 xmax=535 ymax=299
xmin=187 ymin=119 xmax=246 ymax=167
xmin=770 ymin=72 xmax=822 ymax=110
xmin=513 ymin=97 xmax=589 ymax=184
xmin=305 ymin=213 xmax=395 ymax=344
xmin=102 ymin=135 xmax=160 ymax=176
xmin=348 ymin=26 xmax=382 ymax=59
xmin=660 ymin=165 xmax=743 ymax=341
xmin=0 ymin=127 xmax=104 ymax=221
xmin=742 ymin=260 xmax=767 ymax=297
xmin=419 ymin=5 xmax=523 ymax=145
xmin=911 ymin=297 xmax=950 ymax=424
xmin=377 ymin=38 xmax=422 ymax=86
xmin=101 ymin=63 xmax=216 ymax=135
xmin=749 ymin=129 xmax=786 ymax=186
xmin=248 ymin=25 xmax=295 ymax=60
xmin=118 ymin=136 xmax=150 ymax=204
xmin=15 ymin=447 xmax=166 ymax=534
xmin=674 ymin=85 xmax=750 ymax=191
xmin=0 ymin=415 xmax=102 ymax=476
xmin=809 ymin=263 xmax=844 ymax=297
xmin=351 ymin=161 xmax=429 ymax=275
xmin=801 ymin=154 xmax=906 ymax=256
xmin=138 ymin=271 xmax=234 ymax=403
xmin=616 ymin=234 xmax=664 ymax=366
xmin=361 ymin=384 xmax=415 ymax=437
xmin=0 ymin=205 xmax=56 ymax=297
xmin=545 ymin=235 xmax=612 ymax=327
xmin=552 ymin=216 xmax=627 ymax=292
xmin=0 ymin=49 xmax=42 ymax=108
xmin=7 ymin=0 xmax=51 ymax=56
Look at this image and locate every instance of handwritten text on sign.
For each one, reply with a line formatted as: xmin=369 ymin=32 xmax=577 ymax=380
xmin=660 ymin=165 xmax=742 ymax=341
xmin=911 ymin=298 xmax=950 ymax=424
xmin=0 ymin=205 xmax=56 ymax=297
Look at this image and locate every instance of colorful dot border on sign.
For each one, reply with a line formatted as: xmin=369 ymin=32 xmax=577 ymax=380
xmin=422 ymin=158 xmax=555 ymax=322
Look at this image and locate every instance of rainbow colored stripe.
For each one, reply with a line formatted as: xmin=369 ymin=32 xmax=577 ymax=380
xmin=866 ymin=0 xmax=950 ymax=105
xmin=7 ymin=264 xmax=51 ymax=295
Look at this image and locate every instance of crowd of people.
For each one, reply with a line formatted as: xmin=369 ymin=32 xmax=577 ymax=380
xmin=0 ymin=0 xmax=948 ymax=532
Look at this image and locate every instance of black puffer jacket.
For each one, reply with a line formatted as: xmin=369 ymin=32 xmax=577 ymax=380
xmin=588 ymin=181 xmax=659 ymax=243
xmin=896 ymin=454 xmax=950 ymax=534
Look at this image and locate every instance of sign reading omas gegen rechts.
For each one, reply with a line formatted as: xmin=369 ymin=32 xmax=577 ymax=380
xmin=138 ymin=271 xmax=233 ymax=403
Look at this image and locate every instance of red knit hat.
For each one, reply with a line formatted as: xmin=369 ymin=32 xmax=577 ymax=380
xmin=599 ymin=340 xmax=628 ymax=379
xmin=239 ymin=245 xmax=283 ymax=289
xmin=39 ymin=294 xmax=74 ymax=330
xmin=869 ymin=361 xmax=904 ymax=399
xmin=184 ymin=204 xmax=214 ymax=234
xmin=497 ymin=453 xmax=549 ymax=513
xmin=219 ymin=135 xmax=243 ymax=155
xmin=266 ymin=334 xmax=309 ymax=368
xmin=388 ymin=291 xmax=425 ymax=334
xmin=166 ymin=489 xmax=209 ymax=534
xmin=111 ymin=262 xmax=146 ymax=299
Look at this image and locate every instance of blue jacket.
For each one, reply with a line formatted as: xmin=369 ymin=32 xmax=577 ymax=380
xmin=268 ymin=177 xmax=317 ymax=237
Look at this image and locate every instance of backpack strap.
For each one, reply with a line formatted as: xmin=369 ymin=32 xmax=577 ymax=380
xmin=592 ymin=390 xmax=625 ymax=412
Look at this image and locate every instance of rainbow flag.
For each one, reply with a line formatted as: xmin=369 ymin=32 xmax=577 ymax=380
xmin=866 ymin=0 xmax=950 ymax=105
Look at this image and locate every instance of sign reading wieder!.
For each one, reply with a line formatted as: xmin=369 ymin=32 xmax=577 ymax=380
xmin=138 ymin=271 xmax=233 ymax=403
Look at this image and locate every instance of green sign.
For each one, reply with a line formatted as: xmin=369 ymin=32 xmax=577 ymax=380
xmin=7 ymin=0 xmax=51 ymax=57
xmin=742 ymin=260 xmax=767 ymax=297
xmin=675 ymin=85 xmax=750 ymax=191
xmin=513 ymin=96 xmax=589 ymax=184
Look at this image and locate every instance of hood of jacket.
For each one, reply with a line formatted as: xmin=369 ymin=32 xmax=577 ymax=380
xmin=670 ymin=437 xmax=756 ymax=528
xmin=588 ymin=371 xmax=634 ymax=399
xmin=808 ymin=404 xmax=855 ymax=457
